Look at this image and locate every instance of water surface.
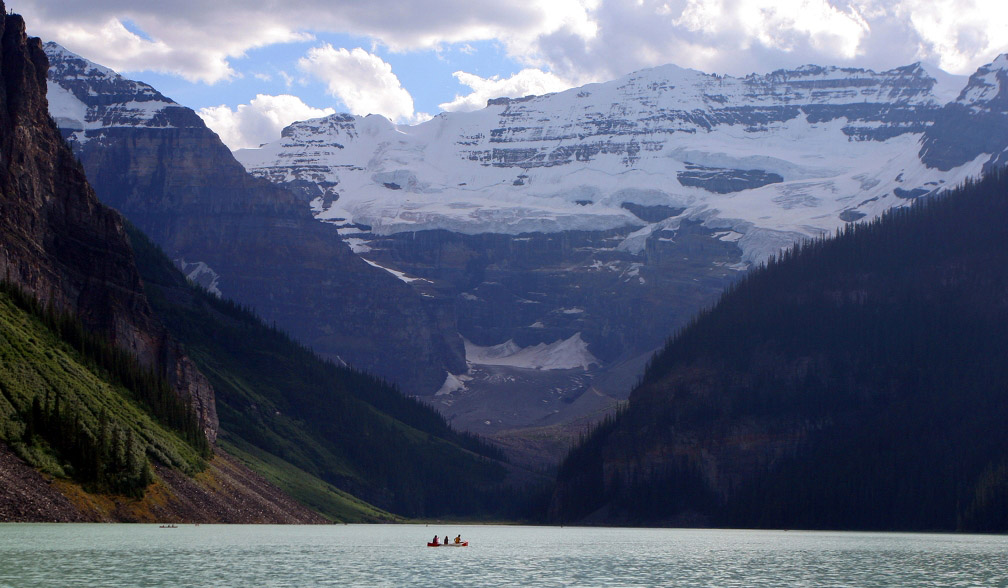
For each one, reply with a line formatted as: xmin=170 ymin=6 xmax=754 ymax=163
xmin=1 ymin=524 xmax=1005 ymax=587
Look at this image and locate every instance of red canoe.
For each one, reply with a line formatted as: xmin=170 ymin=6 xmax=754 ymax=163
xmin=427 ymin=541 xmax=469 ymax=547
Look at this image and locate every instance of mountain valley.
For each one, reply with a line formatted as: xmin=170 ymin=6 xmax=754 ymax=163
xmin=42 ymin=41 xmax=1008 ymax=467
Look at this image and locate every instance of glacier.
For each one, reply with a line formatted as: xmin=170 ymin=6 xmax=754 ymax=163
xmin=234 ymin=59 xmax=1003 ymax=266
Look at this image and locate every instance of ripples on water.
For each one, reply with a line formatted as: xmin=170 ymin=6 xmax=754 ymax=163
xmin=1 ymin=524 xmax=1006 ymax=587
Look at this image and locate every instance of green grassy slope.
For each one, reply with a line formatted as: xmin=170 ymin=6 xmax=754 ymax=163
xmin=0 ymin=287 xmax=205 ymax=495
xmin=219 ymin=438 xmax=395 ymax=522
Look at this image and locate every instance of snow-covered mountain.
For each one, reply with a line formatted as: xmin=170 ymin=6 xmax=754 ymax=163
xmin=235 ymin=60 xmax=998 ymax=265
xmin=920 ymin=54 xmax=1008 ymax=171
xmin=230 ymin=57 xmax=1008 ymax=457
xmin=46 ymin=42 xmax=204 ymax=137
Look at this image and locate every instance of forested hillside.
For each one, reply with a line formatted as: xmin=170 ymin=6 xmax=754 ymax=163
xmin=551 ymin=169 xmax=1008 ymax=532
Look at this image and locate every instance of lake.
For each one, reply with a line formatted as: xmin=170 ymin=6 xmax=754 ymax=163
xmin=1 ymin=524 xmax=1006 ymax=587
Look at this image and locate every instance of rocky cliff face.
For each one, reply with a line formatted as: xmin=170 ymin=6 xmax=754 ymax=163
xmin=44 ymin=43 xmax=465 ymax=393
xmin=0 ymin=9 xmax=216 ymax=442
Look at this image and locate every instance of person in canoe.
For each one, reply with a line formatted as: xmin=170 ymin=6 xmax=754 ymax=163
xmin=431 ymin=535 xmax=440 ymax=545
xmin=454 ymin=535 xmax=462 ymax=544
xmin=444 ymin=536 xmax=449 ymax=545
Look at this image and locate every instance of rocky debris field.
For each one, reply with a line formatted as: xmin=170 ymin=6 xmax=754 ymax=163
xmin=0 ymin=443 xmax=326 ymax=524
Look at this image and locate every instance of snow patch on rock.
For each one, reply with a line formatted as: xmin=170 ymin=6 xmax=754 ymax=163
xmin=174 ymin=259 xmax=222 ymax=297
xmin=436 ymin=372 xmax=470 ymax=396
xmin=465 ymin=333 xmax=598 ymax=371
xmin=360 ymin=258 xmax=431 ymax=284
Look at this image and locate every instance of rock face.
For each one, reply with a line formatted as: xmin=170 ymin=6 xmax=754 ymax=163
xmin=0 ymin=9 xmax=216 ymax=442
xmin=920 ymin=54 xmax=1008 ymax=171
xmin=44 ymin=43 xmax=465 ymax=393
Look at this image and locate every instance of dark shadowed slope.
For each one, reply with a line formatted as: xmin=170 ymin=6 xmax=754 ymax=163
xmin=128 ymin=227 xmax=542 ymax=520
xmin=552 ymin=169 xmax=1008 ymax=532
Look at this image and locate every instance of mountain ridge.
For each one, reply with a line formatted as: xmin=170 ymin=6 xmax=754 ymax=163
xmin=45 ymin=40 xmax=1008 ymax=467
xmin=43 ymin=41 xmax=467 ymax=395
xmin=0 ymin=3 xmax=326 ymax=523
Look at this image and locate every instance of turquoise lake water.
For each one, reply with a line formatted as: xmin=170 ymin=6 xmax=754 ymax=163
xmin=1 ymin=524 xmax=1006 ymax=586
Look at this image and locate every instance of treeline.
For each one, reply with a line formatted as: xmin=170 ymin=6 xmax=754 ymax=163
xmin=553 ymin=168 xmax=1008 ymax=530
xmin=128 ymin=226 xmax=532 ymax=519
xmin=0 ymin=279 xmax=208 ymax=456
xmin=22 ymin=395 xmax=151 ymax=496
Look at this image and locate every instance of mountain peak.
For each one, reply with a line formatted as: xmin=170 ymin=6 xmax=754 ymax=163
xmin=956 ymin=54 xmax=1008 ymax=106
xmin=43 ymin=41 xmax=207 ymax=139
xmin=43 ymin=41 xmax=117 ymax=79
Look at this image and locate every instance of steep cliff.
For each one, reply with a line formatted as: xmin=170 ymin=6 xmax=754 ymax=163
xmin=0 ymin=10 xmax=216 ymax=440
xmin=45 ymin=43 xmax=465 ymax=394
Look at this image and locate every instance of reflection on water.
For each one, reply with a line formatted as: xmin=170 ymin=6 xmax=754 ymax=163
xmin=1 ymin=524 xmax=1006 ymax=587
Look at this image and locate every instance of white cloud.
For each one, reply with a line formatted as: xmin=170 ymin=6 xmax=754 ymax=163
xmin=516 ymin=0 xmax=1007 ymax=80
xmin=297 ymin=45 xmax=416 ymax=122
xmin=439 ymin=69 xmax=574 ymax=112
xmin=197 ymin=94 xmax=335 ymax=150
xmin=9 ymin=0 xmax=1008 ymax=90
xmin=18 ymin=7 xmax=310 ymax=83
xmin=890 ymin=0 xmax=1008 ymax=73
xmin=10 ymin=0 xmax=583 ymax=84
xmin=408 ymin=112 xmax=436 ymax=125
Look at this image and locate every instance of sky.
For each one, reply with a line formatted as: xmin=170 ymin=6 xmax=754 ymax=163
xmin=10 ymin=0 xmax=1008 ymax=151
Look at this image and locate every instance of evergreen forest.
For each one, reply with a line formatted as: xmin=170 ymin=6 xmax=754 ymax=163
xmin=552 ymin=169 xmax=1008 ymax=532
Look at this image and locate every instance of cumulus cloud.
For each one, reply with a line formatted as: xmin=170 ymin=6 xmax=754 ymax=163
xmin=674 ymin=0 xmax=870 ymax=57
xmin=17 ymin=6 xmax=310 ymax=83
xmin=515 ymin=0 xmax=1008 ymax=80
xmin=439 ymin=69 xmax=575 ymax=112
xmin=10 ymin=0 xmax=1008 ymax=89
xmin=888 ymin=0 xmax=1008 ymax=73
xmin=9 ymin=0 xmax=575 ymax=83
xmin=518 ymin=0 xmax=873 ymax=83
xmin=197 ymin=94 xmax=335 ymax=150
xmin=297 ymin=45 xmax=416 ymax=122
